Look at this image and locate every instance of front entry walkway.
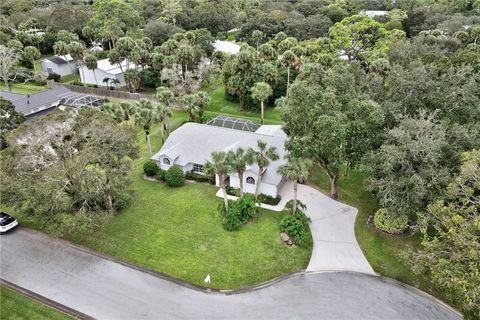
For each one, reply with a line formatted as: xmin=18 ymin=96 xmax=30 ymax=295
xmin=218 ymin=181 xmax=374 ymax=274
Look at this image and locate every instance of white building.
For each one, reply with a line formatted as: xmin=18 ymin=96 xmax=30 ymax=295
xmin=361 ymin=10 xmax=389 ymax=17
xmin=40 ymin=55 xmax=76 ymax=76
xmin=79 ymin=58 xmax=138 ymax=87
xmin=213 ymin=40 xmax=241 ymax=55
xmin=151 ymin=116 xmax=287 ymax=197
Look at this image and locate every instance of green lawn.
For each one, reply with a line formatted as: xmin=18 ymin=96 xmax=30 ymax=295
xmin=0 ymin=286 xmax=72 ymax=320
xmin=308 ymin=166 xmax=459 ymax=313
xmin=206 ymin=87 xmax=282 ymax=124
xmin=0 ymin=83 xmax=46 ymax=94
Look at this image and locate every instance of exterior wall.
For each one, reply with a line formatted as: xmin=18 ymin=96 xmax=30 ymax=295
xmin=80 ymin=67 xmax=109 ymax=86
xmin=228 ymin=172 xmax=279 ymax=197
xmin=41 ymin=61 xmax=75 ymax=76
xmin=155 ymin=156 xmax=193 ymax=173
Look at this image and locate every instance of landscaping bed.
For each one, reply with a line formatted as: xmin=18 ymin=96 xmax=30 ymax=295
xmin=225 ymin=186 xmax=281 ymax=205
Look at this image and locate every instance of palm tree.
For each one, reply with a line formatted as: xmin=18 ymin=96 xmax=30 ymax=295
xmin=205 ymin=151 xmax=233 ymax=212
xmin=84 ymin=54 xmax=98 ymax=86
xmin=22 ymin=46 xmax=40 ymax=71
xmin=182 ymin=94 xmax=200 ymax=122
xmin=53 ymin=41 xmax=72 ymax=72
xmin=279 ymin=50 xmax=297 ymax=98
xmin=250 ymin=140 xmax=279 ymax=197
xmin=176 ymin=44 xmax=195 ymax=86
xmin=110 ymin=78 xmax=121 ymax=89
xmin=227 ymin=148 xmax=254 ymax=197
xmin=278 ymin=155 xmax=312 ymax=214
xmin=100 ymin=102 xmax=124 ymax=123
xmin=156 ymin=87 xmax=175 ymax=107
xmin=157 ymin=104 xmax=172 ymax=143
xmin=69 ymin=41 xmax=86 ymax=82
xmin=119 ymin=102 xmax=133 ymax=124
xmin=102 ymin=77 xmax=111 ymax=87
xmin=134 ymin=99 xmax=159 ymax=156
xmin=251 ymin=82 xmax=273 ymax=125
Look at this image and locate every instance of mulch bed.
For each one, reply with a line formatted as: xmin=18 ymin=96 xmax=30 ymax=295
xmin=366 ymin=215 xmax=417 ymax=238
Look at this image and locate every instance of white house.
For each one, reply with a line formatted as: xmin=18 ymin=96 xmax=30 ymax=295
xmin=213 ymin=40 xmax=241 ymax=55
xmin=40 ymin=55 xmax=76 ymax=76
xmin=361 ymin=10 xmax=389 ymax=17
xmin=151 ymin=116 xmax=287 ymax=197
xmin=79 ymin=58 xmax=138 ymax=87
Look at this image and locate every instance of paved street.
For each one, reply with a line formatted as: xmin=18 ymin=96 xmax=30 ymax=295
xmin=0 ymin=229 xmax=460 ymax=320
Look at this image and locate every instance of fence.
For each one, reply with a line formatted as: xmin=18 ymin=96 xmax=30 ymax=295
xmin=49 ymin=81 xmax=158 ymax=103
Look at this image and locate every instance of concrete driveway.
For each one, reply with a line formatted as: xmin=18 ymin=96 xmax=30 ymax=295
xmin=278 ymin=181 xmax=374 ymax=274
xmin=0 ymin=229 xmax=460 ymax=320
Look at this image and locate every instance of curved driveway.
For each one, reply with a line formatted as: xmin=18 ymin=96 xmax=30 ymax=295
xmin=0 ymin=229 xmax=460 ymax=319
xmin=278 ymin=181 xmax=374 ymax=274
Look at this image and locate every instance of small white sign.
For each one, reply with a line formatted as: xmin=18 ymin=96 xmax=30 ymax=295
xmin=204 ymin=274 xmax=211 ymax=285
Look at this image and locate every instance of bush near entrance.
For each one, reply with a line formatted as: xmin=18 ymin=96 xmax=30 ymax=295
xmin=143 ymin=160 xmax=159 ymax=177
xmin=165 ymin=166 xmax=185 ymax=187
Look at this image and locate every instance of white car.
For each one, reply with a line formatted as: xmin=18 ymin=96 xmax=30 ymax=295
xmin=0 ymin=212 xmax=18 ymax=233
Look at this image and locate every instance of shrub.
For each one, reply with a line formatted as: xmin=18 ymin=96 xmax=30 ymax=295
xmin=235 ymin=194 xmax=258 ymax=224
xmin=34 ymin=73 xmax=47 ymax=85
xmin=143 ymin=160 xmax=159 ymax=177
xmin=373 ymin=208 xmax=408 ymax=234
xmin=47 ymin=72 xmax=60 ymax=82
xmin=219 ymin=195 xmax=258 ymax=231
xmin=285 ymin=199 xmax=307 ymax=214
xmin=165 ymin=166 xmax=185 ymax=187
xmin=221 ymin=202 xmax=242 ymax=231
xmin=71 ymin=79 xmax=84 ymax=86
xmin=225 ymin=186 xmax=240 ymax=197
xmin=258 ymin=193 xmax=281 ymax=205
xmin=139 ymin=69 xmax=160 ymax=88
xmin=280 ymin=211 xmax=312 ymax=247
xmin=185 ymin=172 xmax=210 ymax=183
xmin=155 ymin=169 xmax=166 ymax=181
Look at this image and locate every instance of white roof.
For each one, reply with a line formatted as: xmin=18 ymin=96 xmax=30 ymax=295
xmin=213 ymin=40 xmax=241 ymax=55
xmin=85 ymin=58 xmax=138 ymax=75
xmin=152 ymin=122 xmax=287 ymax=185
xmin=362 ymin=10 xmax=389 ymax=17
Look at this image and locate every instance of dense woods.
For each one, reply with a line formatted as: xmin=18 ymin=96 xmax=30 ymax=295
xmin=1 ymin=0 xmax=479 ymax=316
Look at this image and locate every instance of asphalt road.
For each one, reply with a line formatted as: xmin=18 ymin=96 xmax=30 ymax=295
xmin=0 ymin=229 xmax=461 ymax=320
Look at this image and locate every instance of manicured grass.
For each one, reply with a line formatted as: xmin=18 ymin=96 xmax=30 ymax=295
xmin=71 ymin=180 xmax=310 ymax=289
xmin=0 ymin=286 xmax=72 ymax=320
xmin=59 ymin=73 xmax=80 ymax=84
xmin=0 ymin=83 xmax=46 ymax=94
xmin=308 ymin=166 xmax=459 ymax=312
xmin=206 ymin=87 xmax=282 ymax=124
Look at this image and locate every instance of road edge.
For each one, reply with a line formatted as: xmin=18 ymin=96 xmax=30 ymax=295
xmin=0 ymin=278 xmax=94 ymax=320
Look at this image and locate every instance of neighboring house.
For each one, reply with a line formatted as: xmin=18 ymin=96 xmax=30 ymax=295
xmin=213 ymin=40 xmax=241 ymax=55
xmin=361 ymin=10 xmax=389 ymax=17
xmin=0 ymin=86 xmax=104 ymax=120
xmin=40 ymin=55 xmax=76 ymax=76
xmin=79 ymin=58 xmax=138 ymax=87
xmin=151 ymin=116 xmax=287 ymax=197
xmin=26 ymin=28 xmax=45 ymax=36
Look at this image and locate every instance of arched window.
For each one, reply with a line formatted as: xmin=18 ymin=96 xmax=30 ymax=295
xmin=163 ymin=158 xmax=171 ymax=165
xmin=246 ymin=177 xmax=255 ymax=185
